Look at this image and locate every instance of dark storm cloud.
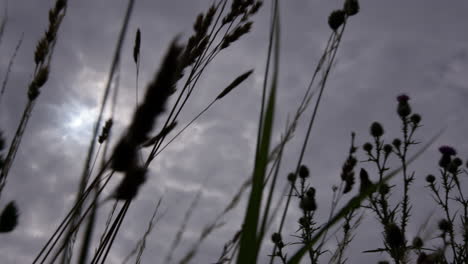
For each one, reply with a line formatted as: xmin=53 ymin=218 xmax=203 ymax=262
xmin=0 ymin=0 xmax=467 ymax=263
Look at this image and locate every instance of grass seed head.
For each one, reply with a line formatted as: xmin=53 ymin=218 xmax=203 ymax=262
xmin=28 ymin=82 xmax=40 ymax=100
xmin=34 ymin=66 xmax=50 ymax=88
xmin=133 ymin=28 xmax=141 ymax=64
xmin=113 ymin=167 xmax=147 ymax=201
xmin=111 ymin=138 xmax=137 ymax=172
xmin=34 ymin=37 xmax=49 ymax=65
xmin=128 ymin=40 xmax=183 ymax=145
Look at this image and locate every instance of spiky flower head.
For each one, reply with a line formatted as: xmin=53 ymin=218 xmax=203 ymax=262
xmin=397 ymin=94 xmax=410 ymax=103
xmin=439 ymin=146 xmax=456 ymax=156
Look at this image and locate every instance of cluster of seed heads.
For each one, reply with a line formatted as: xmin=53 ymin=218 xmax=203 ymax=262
xmin=220 ymin=0 xmax=261 ymax=49
xmin=181 ymin=4 xmax=216 ymax=68
xmin=29 ymin=0 xmax=67 ymax=100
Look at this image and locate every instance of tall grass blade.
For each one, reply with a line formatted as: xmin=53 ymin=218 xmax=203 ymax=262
xmin=236 ymin=0 xmax=280 ymax=262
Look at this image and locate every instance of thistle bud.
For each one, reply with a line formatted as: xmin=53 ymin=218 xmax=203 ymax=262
xmin=410 ymin=113 xmax=421 ymax=125
xmin=412 ymin=236 xmax=423 ymax=249
xmin=363 ymin=142 xmax=373 ymax=153
xmin=392 ymin=138 xmax=402 ymax=149
xmin=300 ymin=196 xmax=317 ymax=211
xmin=271 ymin=232 xmax=282 ymax=244
xmin=343 ymin=0 xmax=359 ymax=16
xmin=397 ymin=102 xmax=411 ymax=118
xmin=370 ymin=122 xmax=384 ymax=137
xmin=306 ymin=187 xmax=316 ymax=198
xmin=299 ymin=165 xmax=309 ymax=178
xmin=287 ymin=172 xmax=296 ymax=183
xmin=438 ymin=219 xmax=451 ymax=233
xmin=425 ymin=174 xmax=435 ymax=184
xmin=328 ymin=10 xmax=346 ymax=31
xmin=383 ymin=144 xmax=393 ymax=155
xmin=385 ymin=223 xmax=405 ymax=248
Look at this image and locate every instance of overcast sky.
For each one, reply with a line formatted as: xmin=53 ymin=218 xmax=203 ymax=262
xmin=0 ymin=0 xmax=467 ymax=263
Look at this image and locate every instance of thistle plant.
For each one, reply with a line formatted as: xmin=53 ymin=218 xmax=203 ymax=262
xmin=423 ymin=146 xmax=468 ymax=263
